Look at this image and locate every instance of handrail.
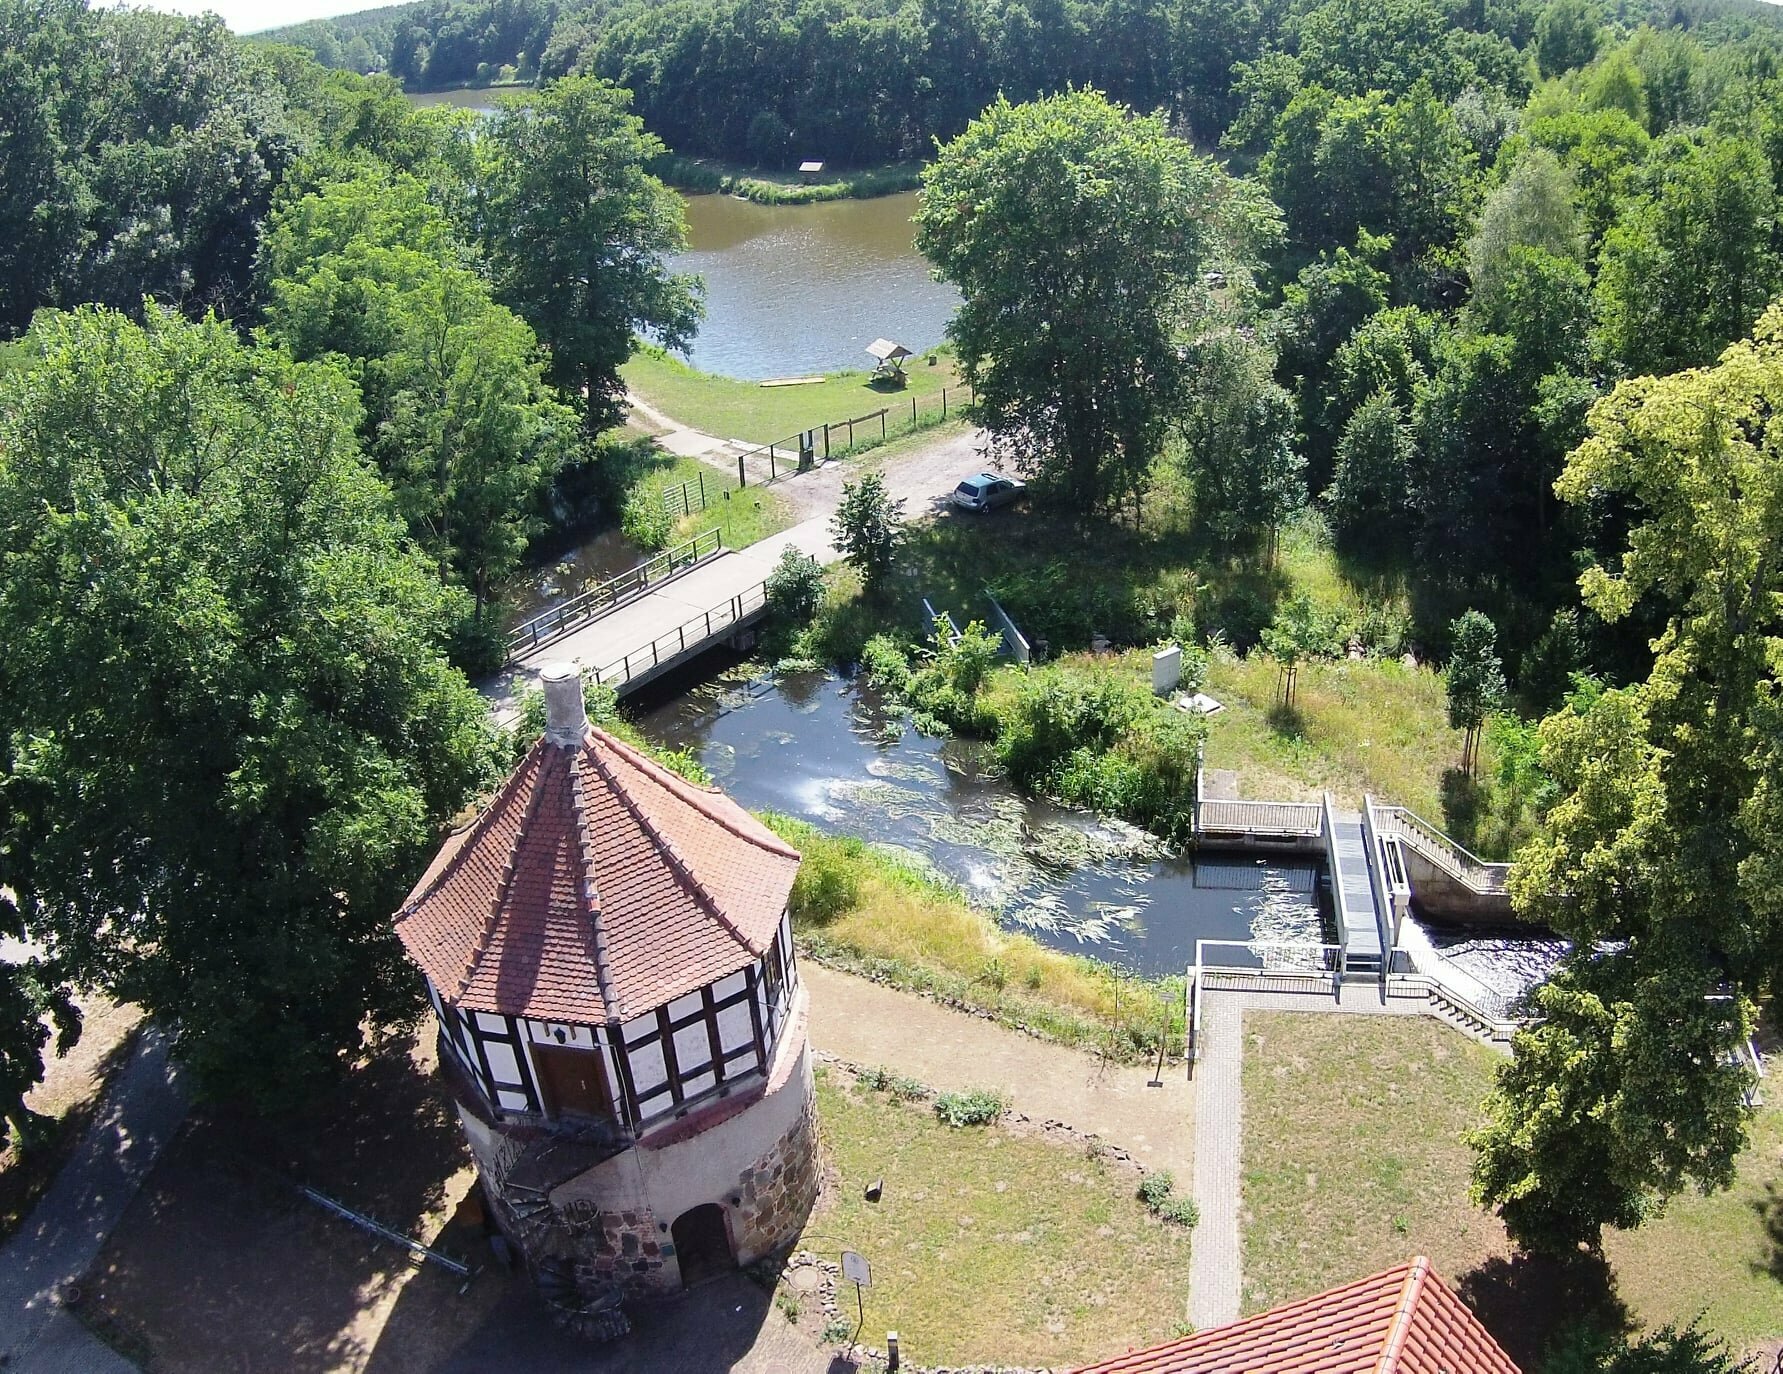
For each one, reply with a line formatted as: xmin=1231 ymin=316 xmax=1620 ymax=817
xmin=506 ymin=529 xmax=724 ymax=659
xmin=1197 ymin=798 xmax=1324 ymax=835
xmin=587 ymin=580 xmax=769 ymax=692
xmin=1386 ymin=972 xmax=1520 ymax=1041
xmin=1374 ymin=805 xmax=1511 ymax=894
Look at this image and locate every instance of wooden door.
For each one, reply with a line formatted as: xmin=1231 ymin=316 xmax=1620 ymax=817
xmin=532 ymin=1045 xmax=610 ymax=1120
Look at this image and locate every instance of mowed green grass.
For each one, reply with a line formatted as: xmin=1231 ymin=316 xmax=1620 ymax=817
xmin=1241 ymin=1010 xmax=1783 ymax=1361
xmin=648 ymin=453 xmax=795 ymax=550
xmin=805 ymin=1066 xmax=1195 ymax=1365
xmin=623 ymin=346 xmax=962 ymax=444
xmin=1203 ymin=652 xmax=1482 ymax=824
xmin=1241 ymin=1012 xmax=1507 ymax=1316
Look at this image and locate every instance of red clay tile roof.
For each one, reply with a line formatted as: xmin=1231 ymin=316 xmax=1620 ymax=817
xmin=1072 ymin=1258 xmax=1520 ymax=1374
xmin=395 ymin=725 xmax=801 ymax=1025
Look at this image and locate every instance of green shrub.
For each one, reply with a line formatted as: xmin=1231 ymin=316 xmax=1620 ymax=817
xmin=621 ymin=483 xmax=673 ymax=550
xmin=766 ymin=545 xmax=826 ymax=623
xmin=933 ymin=1088 xmax=1008 ymax=1127
xmin=1137 ymin=1172 xmax=1176 ymax=1210
xmin=1158 ymin=1196 xmax=1200 ymax=1227
xmin=789 ymin=839 xmax=863 ymax=923
xmin=1137 ymin=1170 xmax=1199 ymax=1227
xmin=857 ymin=1064 xmax=893 ymax=1091
xmin=860 ymin=634 xmax=914 ymax=693
xmin=887 ymin=1074 xmax=930 ymax=1101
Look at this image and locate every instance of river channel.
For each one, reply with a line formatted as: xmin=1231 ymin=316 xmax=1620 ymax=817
xmin=633 ymin=665 xmax=1566 ymax=995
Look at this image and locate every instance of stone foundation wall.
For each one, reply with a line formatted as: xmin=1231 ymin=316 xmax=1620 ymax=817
xmin=565 ymin=1206 xmax=670 ymax=1297
xmin=730 ymin=1088 xmax=821 ymax=1264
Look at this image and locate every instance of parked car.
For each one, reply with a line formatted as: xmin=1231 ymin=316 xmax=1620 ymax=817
xmin=950 ymin=472 xmax=1027 ymax=512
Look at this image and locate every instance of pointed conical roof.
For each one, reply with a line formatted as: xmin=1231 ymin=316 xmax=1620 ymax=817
xmin=395 ymin=724 xmax=801 ymax=1025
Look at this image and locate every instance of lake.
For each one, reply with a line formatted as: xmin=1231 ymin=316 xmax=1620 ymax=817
xmin=671 ymin=191 xmax=959 ymax=380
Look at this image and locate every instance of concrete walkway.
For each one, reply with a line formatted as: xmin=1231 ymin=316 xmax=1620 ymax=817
xmin=0 ymin=1026 xmax=189 ymax=1372
xmin=1186 ymin=994 xmax=1244 ymax=1329
xmin=803 ymin=964 xmax=1194 ymax=1179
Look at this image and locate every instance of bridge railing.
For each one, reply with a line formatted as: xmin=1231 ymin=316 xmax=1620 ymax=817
xmin=506 ymin=529 xmax=724 ymax=661
xmin=1373 ymin=805 xmax=1511 ymax=895
xmin=1188 ymin=938 xmax=1345 ymax=1068
xmin=1196 ymin=798 xmax=1324 ymax=836
xmin=587 ymin=580 xmax=768 ymax=693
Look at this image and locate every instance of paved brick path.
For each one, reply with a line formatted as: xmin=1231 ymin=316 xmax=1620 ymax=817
xmin=1186 ymin=994 xmax=1244 ymax=1328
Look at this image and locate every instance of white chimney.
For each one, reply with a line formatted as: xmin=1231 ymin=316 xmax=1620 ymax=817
xmin=540 ymin=662 xmax=589 ymax=745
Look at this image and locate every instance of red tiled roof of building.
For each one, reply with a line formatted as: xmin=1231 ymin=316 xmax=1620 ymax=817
xmin=1072 ymin=1258 xmax=1520 ymax=1374
xmin=395 ymin=724 xmax=801 ymax=1025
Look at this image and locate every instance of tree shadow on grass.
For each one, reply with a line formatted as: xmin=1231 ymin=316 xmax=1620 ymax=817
xmin=1266 ymin=701 xmax=1305 ymax=736
xmin=1753 ymin=1180 xmax=1783 ymax=1282
xmin=1455 ymin=1249 xmax=1629 ymax=1370
xmin=1440 ymin=767 xmax=1483 ymax=849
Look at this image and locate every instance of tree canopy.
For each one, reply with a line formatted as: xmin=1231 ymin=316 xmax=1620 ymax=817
xmin=481 ymin=76 xmax=702 ymax=435
xmin=1471 ymin=303 xmax=1783 ymax=1252
xmin=0 ymin=306 xmax=498 ymax=1103
xmin=917 ymin=89 xmax=1261 ymax=517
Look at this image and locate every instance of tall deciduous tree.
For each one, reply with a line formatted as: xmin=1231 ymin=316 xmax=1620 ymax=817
xmin=915 ymin=89 xmax=1257 ymax=517
xmin=1325 ymin=390 xmax=1415 ymax=555
xmin=482 ymin=76 xmax=702 ymax=435
xmin=830 ymin=472 xmax=905 ymax=599
xmin=0 ymin=306 xmax=498 ymax=1104
xmin=1471 ymin=304 xmax=1783 ymax=1253
xmin=1177 ymin=330 xmax=1304 ymax=557
xmin=1595 ymin=132 xmax=1780 ymax=378
xmin=1445 ymin=609 xmax=1504 ymax=774
xmin=264 ymin=169 xmax=577 ymax=659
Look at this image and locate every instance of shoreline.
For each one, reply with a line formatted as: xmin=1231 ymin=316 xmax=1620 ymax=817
xmin=650 ymin=154 xmax=925 ymax=204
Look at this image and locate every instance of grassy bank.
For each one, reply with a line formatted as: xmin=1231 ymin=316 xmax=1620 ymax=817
xmin=628 ymin=452 xmax=794 ymax=552
xmin=765 ymin=815 xmax=1182 ymax=1062
xmin=651 ymin=154 xmax=924 ymax=203
xmin=1241 ymin=1010 xmax=1783 ymax=1365
xmin=623 ymin=345 xmax=963 ymax=445
xmin=798 ymin=1064 xmax=1193 ymax=1364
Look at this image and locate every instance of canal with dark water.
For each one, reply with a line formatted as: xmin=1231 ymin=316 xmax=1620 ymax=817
xmin=633 ymin=665 xmax=1566 ymax=996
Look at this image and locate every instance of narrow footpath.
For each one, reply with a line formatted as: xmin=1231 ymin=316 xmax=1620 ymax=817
xmin=802 ymin=964 xmax=1194 ymax=1180
xmin=0 ymin=1027 xmax=188 ymax=1373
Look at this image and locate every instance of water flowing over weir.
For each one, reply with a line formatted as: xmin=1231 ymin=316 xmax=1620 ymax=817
xmin=633 ymin=667 xmax=1565 ymax=995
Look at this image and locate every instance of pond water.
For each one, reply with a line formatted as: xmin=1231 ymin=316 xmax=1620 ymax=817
xmin=635 ymin=667 xmax=1330 ymax=979
xmin=670 ymin=192 xmax=959 ymax=380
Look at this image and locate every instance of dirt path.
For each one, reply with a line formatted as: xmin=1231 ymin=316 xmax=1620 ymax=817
xmin=803 ymin=964 xmax=1194 ymax=1179
xmin=626 ymin=390 xmax=995 ymax=525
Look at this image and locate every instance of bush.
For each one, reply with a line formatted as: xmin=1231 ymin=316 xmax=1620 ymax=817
xmin=933 ymin=1088 xmax=1008 ymax=1127
xmin=1137 ymin=1170 xmax=1199 ymax=1227
xmin=1137 ymin=1172 xmax=1176 ymax=1210
xmin=621 ymin=483 xmax=673 ymax=550
xmin=766 ymin=545 xmax=825 ymax=623
xmin=859 ymin=634 xmax=914 ymax=693
xmin=789 ymin=838 xmax=863 ymax=923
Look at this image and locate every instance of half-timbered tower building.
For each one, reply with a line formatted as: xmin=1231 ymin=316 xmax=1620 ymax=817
xmin=394 ymin=663 xmax=818 ymax=1314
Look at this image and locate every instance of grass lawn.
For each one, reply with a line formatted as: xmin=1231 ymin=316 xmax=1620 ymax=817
xmin=802 ymin=1064 xmax=1195 ymax=1365
xmin=1205 ymin=654 xmax=1472 ymax=819
xmin=623 ymin=346 xmax=963 ymax=444
xmin=651 ymin=453 xmax=796 ymax=551
xmin=1240 ymin=1010 xmax=1783 ymax=1365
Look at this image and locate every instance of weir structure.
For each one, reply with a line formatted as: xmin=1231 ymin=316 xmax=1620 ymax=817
xmin=1186 ymin=746 xmax=1526 ymax=1062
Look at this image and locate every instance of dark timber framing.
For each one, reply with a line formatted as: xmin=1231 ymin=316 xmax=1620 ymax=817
xmin=428 ymin=925 xmax=796 ymax=1134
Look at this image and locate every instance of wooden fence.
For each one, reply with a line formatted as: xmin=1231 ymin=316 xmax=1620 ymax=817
xmin=733 ymin=383 xmax=973 ymax=488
